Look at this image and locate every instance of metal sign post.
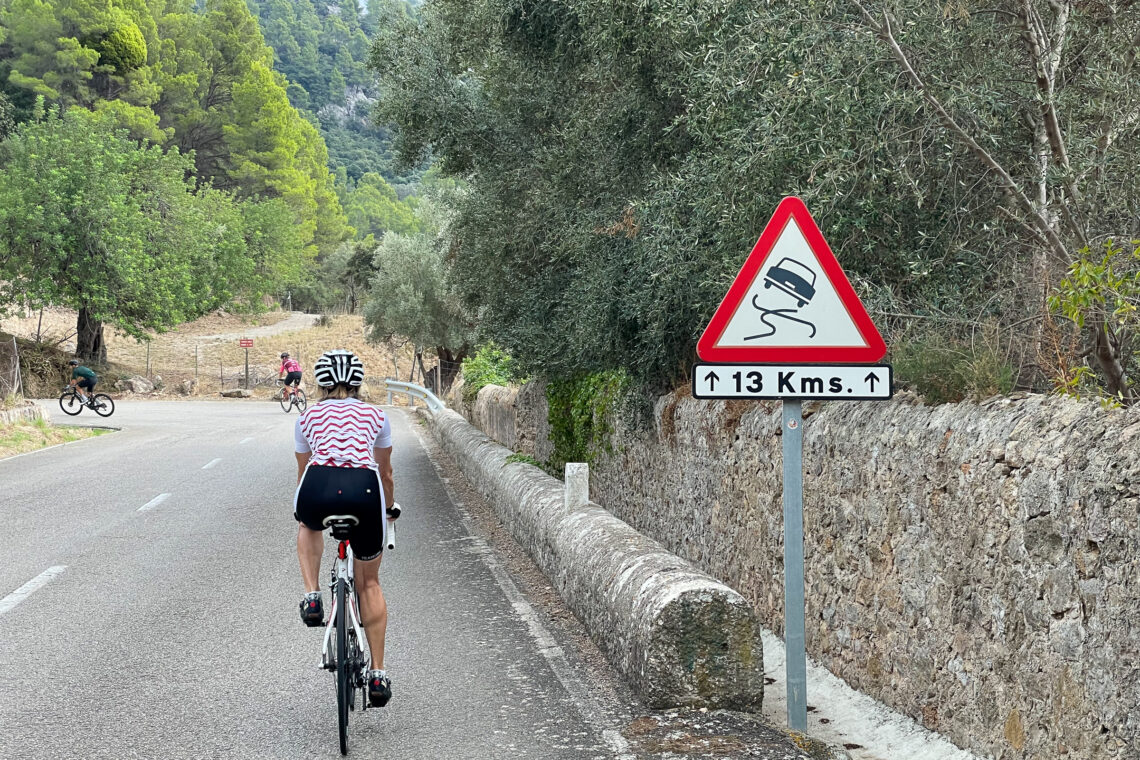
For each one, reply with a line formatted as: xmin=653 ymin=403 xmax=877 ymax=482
xmin=782 ymin=400 xmax=807 ymax=730
xmin=238 ymin=338 xmax=254 ymax=390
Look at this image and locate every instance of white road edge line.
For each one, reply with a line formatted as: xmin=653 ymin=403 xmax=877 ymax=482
xmin=202 ymin=458 xmax=222 ymax=469
xmin=239 ymin=437 xmax=254 ymax=444
xmin=0 ymin=566 xmax=67 ymax=616
xmin=138 ymin=493 xmax=172 ymax=512
xmin=409 ymin=420 xmax=636 ymax=760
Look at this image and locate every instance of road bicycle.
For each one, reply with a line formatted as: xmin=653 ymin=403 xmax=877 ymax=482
xmin=59 ymin=386 xmax=115 ymax=417
xmin=277 ymin=379 xmax=307 ymax=413
xmin=321 ymin=503 xmax=400 ymax=755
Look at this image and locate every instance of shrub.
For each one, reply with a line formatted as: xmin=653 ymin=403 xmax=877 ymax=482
xmin=461 ymin=343 xmax=515 ymax=403
xmin=892 ymin=330 xmax=1015 ymax=404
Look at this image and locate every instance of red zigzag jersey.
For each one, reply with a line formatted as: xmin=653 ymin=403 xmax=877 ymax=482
xmin=294 ymin=398 xmax=392 ymax=469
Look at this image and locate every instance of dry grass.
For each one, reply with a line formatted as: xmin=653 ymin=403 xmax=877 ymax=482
xmin=2 ymin=308 xmax=416 ymax=398
xmin=0 ymin=418 xmax=110 ymax=458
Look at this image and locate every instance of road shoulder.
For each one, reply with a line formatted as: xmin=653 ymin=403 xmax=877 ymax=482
xmin=407 ymin=411 xmax=835 ymax=760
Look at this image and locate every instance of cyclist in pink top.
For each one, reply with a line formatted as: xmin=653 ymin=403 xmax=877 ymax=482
xmin=279 ymin=352 xmax=303 ymax=401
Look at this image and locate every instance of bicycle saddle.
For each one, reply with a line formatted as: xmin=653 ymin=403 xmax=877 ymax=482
xmin=322 ymin=514 xmax=360 ymax=539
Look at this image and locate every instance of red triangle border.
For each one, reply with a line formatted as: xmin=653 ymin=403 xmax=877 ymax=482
xmin=696 ymin=197 xmax=886 ymax=364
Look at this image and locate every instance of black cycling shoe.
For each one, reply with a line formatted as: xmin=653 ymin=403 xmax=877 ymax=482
xmin=299 ymin=592 xmax=323 ymax=626
xmin=368 ymin=671 xmax=391 ymax=707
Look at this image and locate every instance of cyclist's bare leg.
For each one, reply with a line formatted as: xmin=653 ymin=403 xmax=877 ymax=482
xmin=297 ymin=523 xmax=324 ymax=593
xmin=355 ymin=555 xmax=387 ymax=669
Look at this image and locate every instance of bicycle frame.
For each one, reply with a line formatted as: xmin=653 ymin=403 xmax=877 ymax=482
xmin=321 ymin=539 xmax=367 ymax=673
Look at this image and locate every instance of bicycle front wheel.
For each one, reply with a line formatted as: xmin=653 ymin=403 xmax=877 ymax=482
xmin=91 ymin=394 xmax=115 ymax=417
xmin=336 ymin=579 xmax=350 ymax=755
xmin=279 ymin=388 xmax=291 ymax=413
xmin=59 ymin=391 xmax=82 ymax=416
xmin=295 ymin=389 xmax=307 ymax=412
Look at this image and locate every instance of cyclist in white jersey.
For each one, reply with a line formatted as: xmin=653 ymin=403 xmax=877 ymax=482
xmin=293 ymin=349 xmax=396 ymax=707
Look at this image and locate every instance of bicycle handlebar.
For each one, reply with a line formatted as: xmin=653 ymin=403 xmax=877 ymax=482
xmin=386 ymin=502 xmax=401 ymax=551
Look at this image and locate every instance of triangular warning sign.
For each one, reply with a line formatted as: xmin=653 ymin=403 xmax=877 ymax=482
xmin=697 ymin=197 xmax=886 ymax=364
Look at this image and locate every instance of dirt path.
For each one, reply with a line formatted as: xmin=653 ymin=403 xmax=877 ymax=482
xmin=194 ymin=311 xmax=319 ymax=341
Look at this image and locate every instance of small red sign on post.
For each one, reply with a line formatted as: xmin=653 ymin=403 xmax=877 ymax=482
xmin=238 ymin=338 xmax=253 ymax=348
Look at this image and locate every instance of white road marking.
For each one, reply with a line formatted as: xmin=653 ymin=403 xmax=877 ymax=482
xmin=138 ymin=493 xmax=172 ymax=512
xmin=202 ymin=458 xmax=222 ymax=469
xmin=0 ymin=566 xmax=67 ymax=616
xmin=239 ymin=437 xmax=254 ymax=444
xmin=410 ymin=422 xmax=636 ymax=760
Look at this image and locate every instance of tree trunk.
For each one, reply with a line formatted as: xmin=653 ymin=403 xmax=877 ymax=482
xmin=435 ymin=346 xmax=466 ymax=392
xmin=1091 ymin=320 xmax=1132 ymax=402
xmin=75 ymin=307 xmax=107 ymax=365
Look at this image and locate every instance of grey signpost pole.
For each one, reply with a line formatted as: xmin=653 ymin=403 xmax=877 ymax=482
xmin=782 ymin=399 xmax=807 ymax=731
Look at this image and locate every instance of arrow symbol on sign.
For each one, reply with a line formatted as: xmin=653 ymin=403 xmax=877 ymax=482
xmin=704 ymin=370 xmax=720 ymax=391
xmin=865 ymin=372 xmax=880 ymax=391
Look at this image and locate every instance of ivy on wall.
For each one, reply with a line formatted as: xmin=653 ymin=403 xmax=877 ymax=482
xmin=545 ymin=370 xmax=629 ymax=473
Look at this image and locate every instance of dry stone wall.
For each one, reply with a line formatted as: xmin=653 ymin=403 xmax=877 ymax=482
xmin=466 ymin=383 xmax=1140 ymax=760
xmin=0 ymin=402 xmax=44 ymax=425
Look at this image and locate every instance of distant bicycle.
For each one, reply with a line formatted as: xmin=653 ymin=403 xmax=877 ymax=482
xmin=59 ymin=386 xmax=115 ymax=417
xmin=321 ymin=504 xmax=400 ymax=755
xmin=277 ymin=380 xmax=307 ymax=413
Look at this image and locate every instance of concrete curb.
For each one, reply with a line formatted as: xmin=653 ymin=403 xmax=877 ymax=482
xmin=425 ymin=407 xmax=764 ymax=710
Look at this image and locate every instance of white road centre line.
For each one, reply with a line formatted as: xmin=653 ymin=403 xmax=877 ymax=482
xmin=0 ymin=566 xmax=67 ymax=616
xmin=138 ymin=493 xmax=172 ymax=512
xmin=410 ymin=421 xmax=636 ymax=760
xmin=202 ymin=458 xmax=223 ymax=469
xmin=239 ymin=437 xmax=254 ymax=444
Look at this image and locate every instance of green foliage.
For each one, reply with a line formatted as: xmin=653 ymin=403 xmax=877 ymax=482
xmin=0 ymin=106 xmax=295 ymax=338
xmin=504 ymin=452 xmax=542 ymax=468
xmin=340 ymin=172 xmax=420 ymax=239
xmin=892 ymin=332 xmax=1015 ymax=405
xmin=0 ymin=92 xmax=13 ymax=139
xmin=545 ymin=370 xmax=629 ymax=472
xmin=1048 ymin=240 xmax=1140 ymax=400
xmin=363 ymin=199 xmax=472 ymax=353
xmin=1049 ymin=240 xmax=1140 ymax=331
xmin=99 ymin=20 xmax=148 ymax=73
xmin=245 ymin=0 xmax=415 ymax=185
xmin=0 ymin=0 xmax=351 ymax=263
xmin=370 ymin=0 xmax=1140 ymax=393
xmin=460 ymin=343 xmax=514 ymax=402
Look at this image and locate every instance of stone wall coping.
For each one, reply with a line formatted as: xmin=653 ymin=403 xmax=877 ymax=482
xmin=425 ymin=407 xmax=765 ymax=710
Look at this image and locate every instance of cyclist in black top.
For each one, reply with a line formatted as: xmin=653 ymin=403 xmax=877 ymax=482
xmin=68 ymin=360 xmax=97 ymax=403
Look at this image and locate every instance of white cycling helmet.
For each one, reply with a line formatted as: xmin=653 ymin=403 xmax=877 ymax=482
xmin=313 ymin=349 xmax=365 ymax=388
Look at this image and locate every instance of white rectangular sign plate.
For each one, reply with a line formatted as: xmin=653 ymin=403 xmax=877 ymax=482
xmin=692 ymin=364 xmax=892 ymax=400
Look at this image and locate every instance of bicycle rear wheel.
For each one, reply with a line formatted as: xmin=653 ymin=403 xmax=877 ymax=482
xmin=59 ymin=391 xmax=82 ymax=416
xmin=91 ymin=394 xmax=115 ymax=417
xmin=336 ymin=579 xmax=350 ymax=755
xmin=295 ymin=389 xmax=307 ymax=412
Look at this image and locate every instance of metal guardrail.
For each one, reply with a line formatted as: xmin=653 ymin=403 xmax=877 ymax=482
xmin=375 ymin=379 xmax=446 ymax=412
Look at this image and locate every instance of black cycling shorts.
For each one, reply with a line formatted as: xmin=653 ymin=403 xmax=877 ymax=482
xmin=77 ymin=377 xmax=96 ymax=391
xmin=284 ymin=371 xmax=302 ymax=387
xmin=294 ymin=465 xmax=386 ymax=560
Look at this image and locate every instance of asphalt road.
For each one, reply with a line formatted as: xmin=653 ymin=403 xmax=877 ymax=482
xmin=0 ymin=399 xmax=821 ymax=760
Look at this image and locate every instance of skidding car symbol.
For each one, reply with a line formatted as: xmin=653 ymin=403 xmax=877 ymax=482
xmin=763 ymin=257 xmax=816 ymax=308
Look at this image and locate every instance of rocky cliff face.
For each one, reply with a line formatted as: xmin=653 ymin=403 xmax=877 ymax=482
xmin=466 ymin=383 xmax=1140 ymax=759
